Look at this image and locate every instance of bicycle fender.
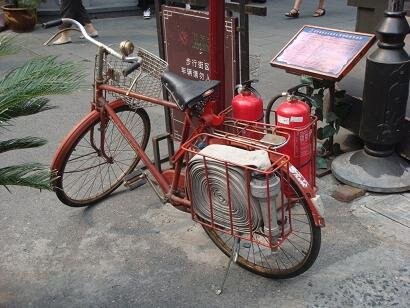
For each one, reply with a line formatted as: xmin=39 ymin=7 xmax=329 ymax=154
xmin=50 ymin=99 xmax=126 ymax=174
xmin=286 ymin=164 xmax=325 ymax=227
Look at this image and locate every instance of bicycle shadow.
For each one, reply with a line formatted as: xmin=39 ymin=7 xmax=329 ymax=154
xmin=80 ymin=188 xmax=132 ymax=226
xmin=80 ymin=183 xmax=156 ymax=227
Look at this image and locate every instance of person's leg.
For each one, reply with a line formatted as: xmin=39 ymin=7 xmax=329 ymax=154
xmin=76 ymin=0 xmax=91 ymax=25
xmin=292 ymin=0 xmax=302 ymax=10
xmin=74 ymin=0 xmax=98 ymax=36
xmin=59 ymin=0 xmax=74 ymax=28
xmin=138 ymin=0 xmax=148 ymax=10
xmin=285 ymin=0 xmax=302 ymax=18
xmin=54 ymin=0 xmax=73 ymax=45
xmin=318 ymin=0 xmax=325 ymax=9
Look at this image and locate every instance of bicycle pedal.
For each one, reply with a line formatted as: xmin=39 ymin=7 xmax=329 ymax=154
xmin=124 ymin=169 xmax=147 ymax=190
xmin=123 ymin=169 xmax=143 ymax=182
xmin=124 ymin=176 xmax=147 ymax=190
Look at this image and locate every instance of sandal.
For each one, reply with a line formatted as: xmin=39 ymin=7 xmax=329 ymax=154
xmin=52 ymin=35 xmax=72 ymax=45
xmin=313 ymin=8 xmax=326 ymax=17
xmin=285 ymin=8 xmax=299 ymax=18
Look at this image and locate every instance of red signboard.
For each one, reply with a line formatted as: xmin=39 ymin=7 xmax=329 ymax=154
xmin=162 ymin=6 xmax=239 ymax=139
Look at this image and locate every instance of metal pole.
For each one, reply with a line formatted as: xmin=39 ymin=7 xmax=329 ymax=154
xmin=388 ymin=0 xmax=404 ymax=11
xmin=154 ymin=0 xmax=173 ymax=137
xmin=209 ymin=0 xmax=225 ymax=113
xmin=331 ymin=1 xmax=410 ymax=192
xmin=239 ymin=0 xmax=250 ymax=83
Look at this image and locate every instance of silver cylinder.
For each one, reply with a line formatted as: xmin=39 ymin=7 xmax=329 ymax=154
xmin=250 ymin=174 xmax=281 ymax=237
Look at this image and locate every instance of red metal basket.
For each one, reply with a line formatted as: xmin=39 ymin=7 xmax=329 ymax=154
xmin=182 ymin=115 xmax=302 ymax=249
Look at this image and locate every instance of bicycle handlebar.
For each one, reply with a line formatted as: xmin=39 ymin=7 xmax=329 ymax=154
xmin=42 ymin=18 xmax=142 ymax=64
xmin=123 ymin=59 xmax=143 ymax=77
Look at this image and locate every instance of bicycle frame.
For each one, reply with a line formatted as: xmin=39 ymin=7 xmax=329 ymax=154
xmin=47 ymin=16 xmax=325 ymax=283
xmin=51 ymin=44 xmax=325 ymax=227
xmin=93 ymin=50 xmax=322 ymax=228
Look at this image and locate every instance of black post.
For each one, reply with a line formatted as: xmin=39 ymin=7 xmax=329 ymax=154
xmin=331 ymin=0 xmax=410 ymax=192
xmin=360 ymin=0 xmax=409 ymax=157
xmin=154 ymin=0 xmax=174 ymax=143
xmin=388 ymin=0 xmax=405 ymax=11
xmin=239 ymin=0 xmax=250 ymax=83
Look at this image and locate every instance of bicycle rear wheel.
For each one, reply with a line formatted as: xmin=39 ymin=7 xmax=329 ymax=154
xmin=52 ymin=102 xmax=150 ymax=207
xmin=203 ymin=174 xmax=321 ymax=278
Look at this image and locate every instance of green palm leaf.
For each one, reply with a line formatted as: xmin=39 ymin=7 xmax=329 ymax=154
xmin=0 ymin=137 xmax=47 ymax=153
xmin=0 ymin=163 xmax=51 ymax=190
xmin=0 ymin=42 xmax=85 ymax=191
xmin=0 ymin=56 xmax=85 ymax=114
xmin=0 ymin=35 xmax=18 ymax=56
xmin=0 ymin=97 xmax=55 ymax=126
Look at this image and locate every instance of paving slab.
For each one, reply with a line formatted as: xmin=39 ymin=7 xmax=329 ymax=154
xmin=365 ymin=194 xmax=410 ymax=228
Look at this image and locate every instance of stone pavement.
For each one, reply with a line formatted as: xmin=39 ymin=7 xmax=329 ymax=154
xmin=1 ymin=1 xmax=409 ymax=307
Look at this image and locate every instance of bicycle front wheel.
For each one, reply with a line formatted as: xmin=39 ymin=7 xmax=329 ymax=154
xmin=204 ymin=174 xmax=321 ymax=279
xmin=52 ymin=102 xmax=150 ymax=207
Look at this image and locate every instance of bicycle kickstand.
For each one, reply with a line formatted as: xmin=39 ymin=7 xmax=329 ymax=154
xmin=215 ymin=237 xmax=240 ymax=295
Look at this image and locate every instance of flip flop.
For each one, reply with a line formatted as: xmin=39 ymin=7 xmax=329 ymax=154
xmin=285 ymin=8 xmax=299 ymax=18
xmin=313 ymin=8 xmax=326 ymax=17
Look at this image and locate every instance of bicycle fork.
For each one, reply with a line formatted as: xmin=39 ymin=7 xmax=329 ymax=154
xmin=87 ymin=108 xmax=114 ymax=164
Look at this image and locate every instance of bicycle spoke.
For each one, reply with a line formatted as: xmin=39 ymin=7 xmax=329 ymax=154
xmin=291 ymin=231 xmax=311 ymax=244
xmin=56 ymin=107 xmax=150 ymax=205
xmin=203 ymin=170 xmax=321 ymax=277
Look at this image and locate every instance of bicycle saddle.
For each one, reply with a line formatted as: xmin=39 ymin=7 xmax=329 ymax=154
xmin=161 ymin=71 xmax=220 ymax=110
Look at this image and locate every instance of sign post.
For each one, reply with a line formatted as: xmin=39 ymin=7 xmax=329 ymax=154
xmin=209 ymin=0 xmax=225 ymax=113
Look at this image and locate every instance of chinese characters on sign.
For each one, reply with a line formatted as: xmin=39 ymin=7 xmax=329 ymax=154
xmin=271 ymin=26 xmax=375 ymax=81
xmin=180 ymin=57 xmax=210 ymax=81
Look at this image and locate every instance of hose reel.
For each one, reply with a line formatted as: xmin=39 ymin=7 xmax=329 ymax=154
xmin=188 ymin=144 xmax=274 ymax=234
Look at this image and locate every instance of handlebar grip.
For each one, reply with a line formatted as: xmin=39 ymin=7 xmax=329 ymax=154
xmin=42 ymin=19 xmax=63 ymax=29
xmin=122 ymin=59 xmax=143 ymax=77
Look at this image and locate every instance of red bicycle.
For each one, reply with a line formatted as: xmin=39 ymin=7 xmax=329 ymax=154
xmin=44 ymin=18 xmax=325 ymax=289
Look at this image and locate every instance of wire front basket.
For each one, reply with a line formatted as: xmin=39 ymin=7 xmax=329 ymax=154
xmin=97 ymin=47 xmax=168 ymax=108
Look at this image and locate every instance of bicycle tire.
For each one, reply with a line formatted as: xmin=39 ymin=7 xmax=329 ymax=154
xmin=203 ymin=172 xmax=321 ymax=278
xmin=52 ymin=102 xmax=150 ymax=207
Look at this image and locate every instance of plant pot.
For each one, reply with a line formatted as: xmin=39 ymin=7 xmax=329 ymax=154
xmin=2 ymin=4 xmax=37 ymax=32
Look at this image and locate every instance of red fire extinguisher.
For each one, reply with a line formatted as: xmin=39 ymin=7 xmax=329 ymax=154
xmin=276 ymin=96 xmax=314 ymax=186
xmin=231 ymin=80 xmax=264 ymax=138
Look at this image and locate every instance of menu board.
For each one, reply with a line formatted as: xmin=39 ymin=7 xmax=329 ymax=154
xmin=271 ymin=26 xmax=376 ymax=81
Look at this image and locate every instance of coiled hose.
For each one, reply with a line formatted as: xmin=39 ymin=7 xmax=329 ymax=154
xmin=189 ymin=158 xmax=263 ymax=233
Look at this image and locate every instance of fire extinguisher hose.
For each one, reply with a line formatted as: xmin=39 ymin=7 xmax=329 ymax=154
xmin=188 ymin=144 xmax=271 ymax=234
xmin=265 ymin=84 xmax=313 ymax=125
xmin=265 ymin=94 xmax=285 ymax=124
xmin=188 ymin=159 xmax=263 ymax=233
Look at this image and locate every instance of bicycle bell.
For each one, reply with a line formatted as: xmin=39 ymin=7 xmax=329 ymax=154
xmin=119 ymin=40 xmax=135 ymax=56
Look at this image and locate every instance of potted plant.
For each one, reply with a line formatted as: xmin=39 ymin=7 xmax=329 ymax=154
xmin=2 ymin=0 xmax=45 ymax=32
